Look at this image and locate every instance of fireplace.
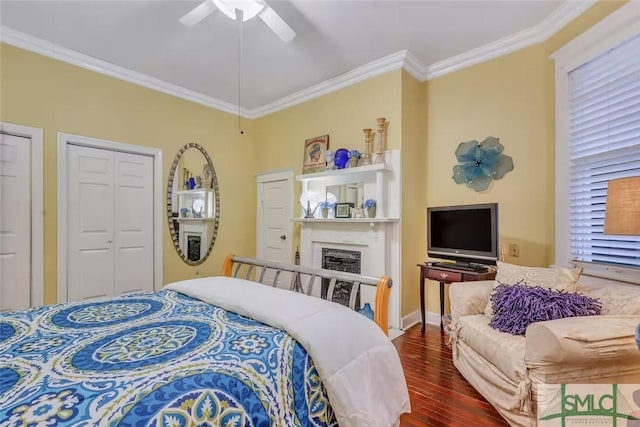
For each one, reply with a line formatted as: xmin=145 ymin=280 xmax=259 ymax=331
xmin=322 ymin=248 xmax=361 ymax=309
xmin=296 ymin=150 xmax=401 ymax=331
xmin=186 ymin=233 xmax=201 ymax=262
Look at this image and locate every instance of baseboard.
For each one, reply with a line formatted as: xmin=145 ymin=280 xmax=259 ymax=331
xmin=426 ymin=311 xmax=442 ymax=326
xmin=388 ymin=328 xmax=404 ymax=340
xmin=401 ymin=310 xmax=441 ymax=330
xmin=401 ymin=310 xmax=421 ymax=330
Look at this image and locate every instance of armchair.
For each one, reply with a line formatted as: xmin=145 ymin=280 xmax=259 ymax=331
xmin=449 ymin=275 xmax=640 ymax=426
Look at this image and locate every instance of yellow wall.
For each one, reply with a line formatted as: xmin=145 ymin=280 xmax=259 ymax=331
xmin=0 ymin=44 xmax=258 ymax=304
xmin=422 ymin=0 xmax=627 ymax=314
xmin=0 ymin=0 xmax=627 ymax=318
xmin=253 ymin=71 xmax=402 ymax=173
xmin=251 ymin=69 xmax=431 ymax=317
xmin=426 ymin=44 xmax=552 ymax=267
xmin=400 ymin=71 xmax=428 ymax=315
xmin=252 ymin=70 xmax=403 ymax=254
xmin=425 ymin=44 xmax=552 ymax=313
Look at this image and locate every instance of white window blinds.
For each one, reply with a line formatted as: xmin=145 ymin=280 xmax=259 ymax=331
xmin=568 ymin=33 xmax=640 ymax=268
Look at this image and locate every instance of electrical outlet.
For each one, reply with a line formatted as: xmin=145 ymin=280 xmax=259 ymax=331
xmin=509 ymin=243 xmax=520 ymax=257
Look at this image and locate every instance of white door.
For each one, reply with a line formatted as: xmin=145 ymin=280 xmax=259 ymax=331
xmin=257 ymin=173 xmax=293 ymax=287
xmin=114 ymin=152 xmax=153 ymax=295
xmin=67 ymin=146 xmax=154 ymax=301
xmin=68 ymin=145 xmax=115 ymax=301
xmin=260 ymin=179 xmax=292 ymax=262
xmin=0 ymin=134 xmax=31 ymax=310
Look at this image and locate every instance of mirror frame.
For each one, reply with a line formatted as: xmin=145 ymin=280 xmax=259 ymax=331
xmin=167 ymin=143 xmax=220 ymax=266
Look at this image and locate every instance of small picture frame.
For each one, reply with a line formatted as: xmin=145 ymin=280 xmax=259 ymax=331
xmin=302 ymin=134 xmax=329 ymax=174
xmin=335 ymin=202 xmax=354 ymax=218
xmin=202 ymin=163 xmax=212 ymax=189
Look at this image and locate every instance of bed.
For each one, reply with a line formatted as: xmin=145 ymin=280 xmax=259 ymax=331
xmin=0 ymin=255 xmax=410 ymax=426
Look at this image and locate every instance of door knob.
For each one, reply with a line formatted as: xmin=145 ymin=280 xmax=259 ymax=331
xmin=280 ymin=235 xmax=286 ymax=240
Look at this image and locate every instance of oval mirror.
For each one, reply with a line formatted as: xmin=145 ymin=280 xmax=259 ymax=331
xmin=167 ymin=143 xmax=220 ymax=265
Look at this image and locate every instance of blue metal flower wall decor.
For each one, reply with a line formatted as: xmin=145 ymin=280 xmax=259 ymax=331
xmin=452 ymin=136 xmax=514 ymax=192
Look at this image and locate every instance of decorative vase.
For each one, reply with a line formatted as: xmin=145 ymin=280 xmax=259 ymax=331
xmin=321 ymin=208 xmax=329 ymax=219
xmin=349 ymin=157 xmax=358 ymax=168
xmin=334 ymin=149 xmax=349 ymax=169
xmin=359 ymin=303 xmax=374 ymax=320
xmin=325 ymin=149 xmax=335 ymax=170
xmin=375 ymin=117 xmax=386 ymax=164
xmin=362 ymin=128 xmax=372 ymax=166
xmin=367 ymin=206 xmax=376 ymax=219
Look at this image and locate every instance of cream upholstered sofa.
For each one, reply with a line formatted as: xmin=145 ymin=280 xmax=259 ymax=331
xmin=448 ymin=269 xmax=640 ymax=427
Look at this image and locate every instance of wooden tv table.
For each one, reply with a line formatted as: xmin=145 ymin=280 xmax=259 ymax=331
xmin=417 ymin=262 xmax=496 ymax=333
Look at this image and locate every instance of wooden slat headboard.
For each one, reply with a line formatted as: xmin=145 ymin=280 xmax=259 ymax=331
xmin=222 ymin=255 xmax=392 ymax=335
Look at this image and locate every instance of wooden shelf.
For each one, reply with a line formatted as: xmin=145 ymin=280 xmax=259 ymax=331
xmin=176 ymin=189 xmax=213 ymax=195
xmin=291 ymin=217 xmax=399 ymax=223
xmin=296 ymin=163 xmax=389 ymax=182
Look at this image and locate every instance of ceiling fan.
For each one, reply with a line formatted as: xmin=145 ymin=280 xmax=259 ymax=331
xmin=180 ymin=0 xmax=296 ymax=42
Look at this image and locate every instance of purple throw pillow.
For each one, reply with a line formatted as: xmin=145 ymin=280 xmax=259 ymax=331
xmin=489 ymin=282 xmax=602 ymax=335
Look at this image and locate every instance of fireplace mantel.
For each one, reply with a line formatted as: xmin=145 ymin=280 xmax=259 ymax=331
xmin=294 ymin=150 xmax=399 ymax=221
xmin=292 ymin=217 xmax=399 ymax=224
xmin=296 ymin=150 xmax=401 ymax=333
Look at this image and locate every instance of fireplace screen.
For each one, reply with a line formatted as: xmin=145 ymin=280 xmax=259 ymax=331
xmin=187 ymin=234 xmax=201 ymax=262
xmin=321 ymin=248 xmax=361 ymax=309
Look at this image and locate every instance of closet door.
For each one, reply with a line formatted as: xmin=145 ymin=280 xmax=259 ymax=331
xmin=67 ymin=145 xmax=115 ymax=301
xmin=0 ymin=134 xmax=31 ymax=310
xmin=114 ymin=151 xmax=154 ymax=295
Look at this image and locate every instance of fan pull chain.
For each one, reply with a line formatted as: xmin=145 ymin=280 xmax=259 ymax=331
xmin=238 ymin=9 xmax=244 ymax=135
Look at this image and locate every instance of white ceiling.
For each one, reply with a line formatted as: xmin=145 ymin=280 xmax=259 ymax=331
xmin=1 ymin=0 xmax=574 ymax=113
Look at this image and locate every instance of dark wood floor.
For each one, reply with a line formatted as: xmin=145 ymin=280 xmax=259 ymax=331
xmin=393 ymin=324 xmax=508 ymax=427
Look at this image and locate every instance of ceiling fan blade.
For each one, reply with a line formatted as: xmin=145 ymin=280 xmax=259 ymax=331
xmin=179 ymin=0 xmax=217 ymax=27
xmin=258 ymin=5 xmax=295 ymax=42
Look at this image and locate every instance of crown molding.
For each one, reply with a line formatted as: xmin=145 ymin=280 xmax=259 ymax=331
xmin=536 ymin=0 xmax=598 ymax=41
xmin=0 ymin=26 xmax=247 ymax=117
xmin=424 ymin=26 xmax=541 ymax=80
xmin=424 ymin=0 xmax=597 ymax=80
xmin=0 ymin=24 xmax=411 ymax=120
xmin=247 ymin=50 xmax=410 ymax=119
xmin=401 ymin=50 xmax=429 ymax=81
xmin=253 ymin=0 xmax=599 ymax=109
xmin=551 ymin=1 xmax=640 ymax=66
xmin=0 ymin=0 xmax=599 ymax=118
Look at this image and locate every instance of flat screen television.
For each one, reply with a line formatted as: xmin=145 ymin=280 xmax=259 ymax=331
xmin=427 ymin=203 xmax=499 ymax=266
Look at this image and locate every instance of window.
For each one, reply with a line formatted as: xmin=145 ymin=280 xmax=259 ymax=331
xmin=554 ymin=2 xmax=640 ymax=281
xmin=568 ymin=33 xmax=640 ymax=269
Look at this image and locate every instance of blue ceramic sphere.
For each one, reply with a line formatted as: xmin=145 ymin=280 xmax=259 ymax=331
xmin=334 ymin=148 xmax=349 ymax=169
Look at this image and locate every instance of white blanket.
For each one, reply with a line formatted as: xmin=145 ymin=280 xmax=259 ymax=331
xmin=165 ymin=276 xmax=410 ymax=427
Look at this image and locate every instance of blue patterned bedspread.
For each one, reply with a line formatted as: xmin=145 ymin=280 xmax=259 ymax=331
xmin=0 ymin=290 xmax=337 ymax=426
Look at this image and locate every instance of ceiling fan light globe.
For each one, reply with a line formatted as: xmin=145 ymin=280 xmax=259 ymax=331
xmin=212 ymin=0 xmax=237 ymax=20
xmin=238 ymin=0 xmax=265 ymax=20
xmin=219 ymin=0 xmax=264 ymax=21
xmin=180 ymin=0 xmax=294 ymax=42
